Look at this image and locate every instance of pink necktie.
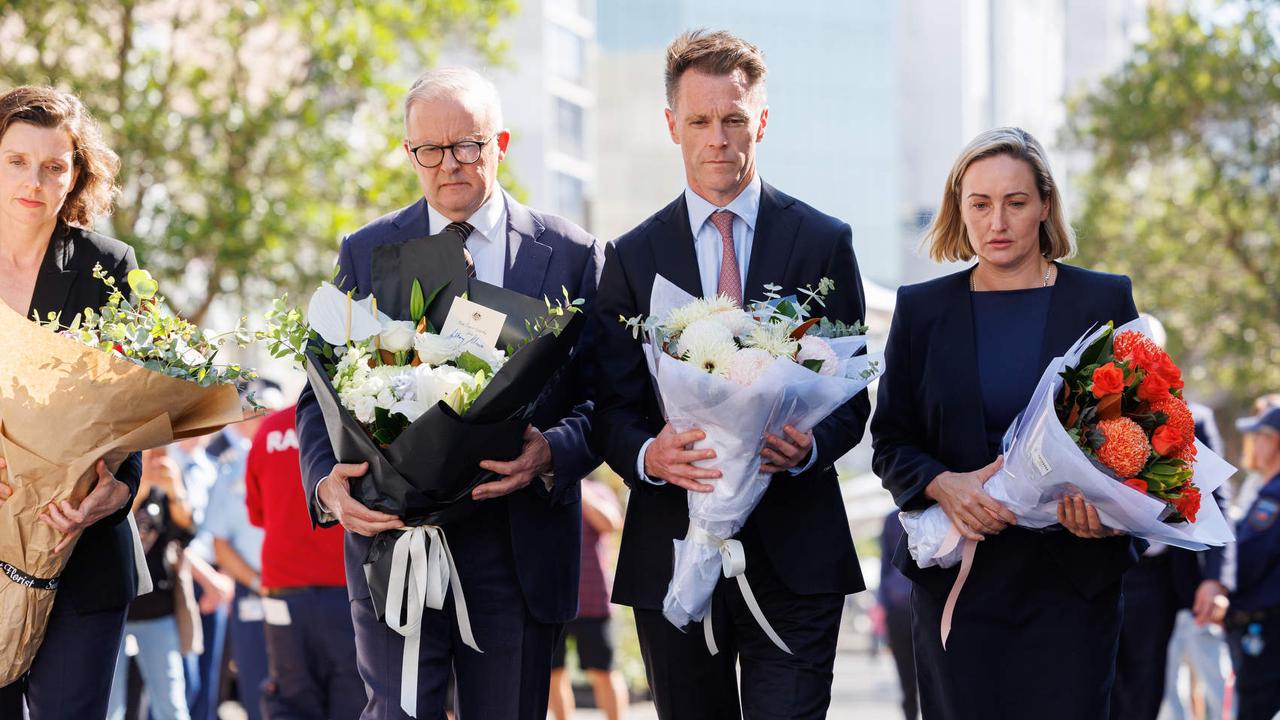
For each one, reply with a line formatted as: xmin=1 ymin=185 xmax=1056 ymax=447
xmin=710 ymin=210 xmax=742 ymax=306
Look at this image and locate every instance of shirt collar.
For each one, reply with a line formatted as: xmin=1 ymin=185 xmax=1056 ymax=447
xmin=684 ymin=174 xmax=762 ymax=239
xmin=426 ymin=186 xmax=507 ymax=244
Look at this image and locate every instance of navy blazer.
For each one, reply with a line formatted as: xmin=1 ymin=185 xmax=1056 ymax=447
xmin=591 ymin=183 xmax=870 ymax=609
xmin=871 ymin=262 xmax=1143 ymax=599
xmin=26 ymin=223 xmax=143 ymax=612
xmin=295 ymin=193 xmax=603 ymax=624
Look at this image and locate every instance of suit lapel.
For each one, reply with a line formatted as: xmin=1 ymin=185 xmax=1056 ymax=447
xmin=28 ymin=226 xmax=77 ymax=321
xmin=652 ymin=194 xmax=703 ymax=298
xmin=941 ymin=269 xmax=990 ymax=457
xmin=746 ymin=182 xmax=799 ymax=300
xmin=390 ymin=198 xmax=431 ymax=237
xmin=502 ymin=193 xmax=551 ymax=297
xmin=1038 ymin=261 xmax=1078 ymax=368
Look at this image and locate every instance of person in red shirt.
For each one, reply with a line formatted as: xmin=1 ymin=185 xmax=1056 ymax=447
xmin=245 ymin=405 xmax=366 ymax=719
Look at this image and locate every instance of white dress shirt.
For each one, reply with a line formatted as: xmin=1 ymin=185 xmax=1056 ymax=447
xmin=426 ymin=187 xmax=510 ymax=286
xmin=636 ymin=175 xmax=817 ymax=484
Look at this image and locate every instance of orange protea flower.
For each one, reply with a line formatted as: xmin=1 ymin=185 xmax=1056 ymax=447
xmin=1097 ymin=417 xmax=1152 ymax=478
xmin=1113 ymin=330 xmax=1164 ymax=367
xmin=1150 ymin=397 xmax=1195 ymax=452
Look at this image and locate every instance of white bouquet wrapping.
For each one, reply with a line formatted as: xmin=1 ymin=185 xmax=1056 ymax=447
xmin=900 ymin=317 xmax=1235 ymax=571
xmin=630 ymin=276 xmax=884 ymax=639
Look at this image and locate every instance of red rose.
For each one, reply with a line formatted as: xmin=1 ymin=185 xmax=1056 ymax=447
xmin=1151 ymin=424 xmax=1185 ymax=457
xmin=1172 ymin=484 xmax=1202 ymax=523
xmin=1123 ymin=478 xmax=1148 ymax=493
xmin=1091 ymin=362 xmax=1125 ymax=398
xmin=1153 ymin=354 xmax=1185 ymax=391
xmin=1137 ymin=371 xmax=1172 ymax=403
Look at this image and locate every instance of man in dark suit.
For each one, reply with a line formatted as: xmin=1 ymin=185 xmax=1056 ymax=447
xmin=295 ymin=67 xmax=601 ymax=719
xmin=590 ymin=30 xmax=871 ymax=719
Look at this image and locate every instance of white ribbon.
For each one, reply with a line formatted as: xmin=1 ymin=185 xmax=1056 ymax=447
xmin=688 ymin=525 xmax=792 ymax=657
xmin=383 ymin=525 xmax=481 ymax=718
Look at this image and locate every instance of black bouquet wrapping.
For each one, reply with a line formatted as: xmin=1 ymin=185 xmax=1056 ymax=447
xmin=304 ymin=231 xmax=584 ymax=626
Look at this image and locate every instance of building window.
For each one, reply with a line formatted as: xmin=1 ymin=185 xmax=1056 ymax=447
xmin=554 ymin=97 xmax=585 ymax=158
xmin=550 ymin=24 xmax=585 ymax=85
xmin=554 ymin=171 xmax=587 ymax=227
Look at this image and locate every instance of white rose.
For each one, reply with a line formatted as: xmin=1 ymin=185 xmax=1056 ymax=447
xmin=676 ymin=317 xmax=736 ymax=358
xmin=434 ymin=365 xmax=480 ymax=413
xmin=725 ymin=347 xmax=775 ymax=386
xmin=379 ymin=320 xmax=417 ymax=353
xmin=352 ymin=395 xmax=377 ymax=424
xmin=796 ymin=335 xmax=838 ymax=376
xmin=415 ymin=331 xmax=462 ymax=366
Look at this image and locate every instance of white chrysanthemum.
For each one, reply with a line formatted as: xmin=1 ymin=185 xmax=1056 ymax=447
xmin=743 ymin=321 xmax=799 ymax=358
xmin=675 ymin=317 xmax=736 ymax=357
xmin=379 ymin=320 xmax=417 ymax=353
xmin=796 ymin=335 xmax=839 ymax=376
xmin=684 ymin=338 xmax=737 ymax=377
xmin=726 ymin=347 xmax=775 ymax=386
xmin=414 ymin=331 xmax=462 ymax=366
xmin=715 ymin=308 xmax=757 ymax=337
xmin=661 ymin=299 xmax=716 ymax=336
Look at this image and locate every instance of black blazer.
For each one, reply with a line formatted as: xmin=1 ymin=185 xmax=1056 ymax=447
xmin=26 ymin=223 xmax=143 ymax=613
xmin=871 ymin=262 xmax=1143 ymax=599
xmin=590 ymin=183 xmax=870 ymax=609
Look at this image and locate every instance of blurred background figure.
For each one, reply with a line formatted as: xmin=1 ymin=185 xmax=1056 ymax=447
xmin=245 ymin=398 xmax=366 ymax=719
xmin=108 ymin=449 xmax=195 ymax=720
xmin=550 ymin=477 xmax=629 ymax=720
xmin=878 ymin=510 xmax=918 ymax=720
xmin=1111 ymin=315 xmax=1233 ymax=720
xmin=172 ymin=431 xmax=234 ymax=720
xmin=206 ymin=379 xmax=283 ymax=720
xmin=1225 ymin=404 xmax=1280 ymax=720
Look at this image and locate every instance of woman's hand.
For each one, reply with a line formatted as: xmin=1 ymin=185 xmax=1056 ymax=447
xmin=1056 ymin=494 xmax=1123 ymax=539
xmin=923 ymin=456 xmax=1015 ymax=541
xmin=39 ymin=459 xmax=131 ymax=553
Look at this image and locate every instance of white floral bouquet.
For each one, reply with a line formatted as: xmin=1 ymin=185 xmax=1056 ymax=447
xmin=625 ymin=275 xmax=883 ymax=637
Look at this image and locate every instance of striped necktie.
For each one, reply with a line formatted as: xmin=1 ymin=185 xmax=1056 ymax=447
xmin=444 ymin=221 xmax=476 ymax=278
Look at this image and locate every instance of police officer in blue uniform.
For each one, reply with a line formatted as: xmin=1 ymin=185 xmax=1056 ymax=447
xmin=1227 ymin=405 xmax=1280 ymax=720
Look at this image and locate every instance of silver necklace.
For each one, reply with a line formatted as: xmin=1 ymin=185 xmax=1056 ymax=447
xmin=971 ymin=263 xmax=1052 ymax=292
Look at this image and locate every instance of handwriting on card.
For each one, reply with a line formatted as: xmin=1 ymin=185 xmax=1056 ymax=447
xmin=441 ymin=296 xmax=506 ymax=352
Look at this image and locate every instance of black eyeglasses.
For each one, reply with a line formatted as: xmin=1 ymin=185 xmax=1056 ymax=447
xmin=407 ymin=136 xmax=495 ymax=169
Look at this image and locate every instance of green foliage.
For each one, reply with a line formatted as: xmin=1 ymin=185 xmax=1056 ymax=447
xmin=0 ymin=0 xmax=517 ymax=323
xmin=1066 ymin=3 xmax=1280 ymax=410
xmin=42 ymin=263 xmax=255 ymax=387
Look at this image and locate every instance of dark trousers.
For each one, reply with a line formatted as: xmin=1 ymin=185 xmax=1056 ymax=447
xmin=228 ymin=583 xmax=268 ymax=720
xmin=185 ymin=584 xmax=228 ymax=720
xmin=633 ymin=552 xmax=844 ymax=720
xmin=262 ymin=586 xmax=366 ymax=720
xmin=1229 ymin=620 xmax=1280 ymax=720
xmin=1111 ymin=553 xmax=1179 ymax=720
xmin=0 ymin=593 xmax=128 ymax=719
xmin=350 ymin=505 xmax=560 ymax=720
xmin=884 ymin=601 xmax=918 ymax=720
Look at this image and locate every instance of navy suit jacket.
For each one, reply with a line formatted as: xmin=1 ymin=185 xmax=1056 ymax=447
xmin=591 ymin=183 xmax=870 ymax=610
xmin=872 ymin=262 xmax=1144 ymax=600
xmin=295 ymin=193 xmax=603 ymax=624
xmin=26 ymin=223 xmax=143 ymax=613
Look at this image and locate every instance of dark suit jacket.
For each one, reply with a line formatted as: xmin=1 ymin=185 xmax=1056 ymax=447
xmin=26 ymin=222 xmax=143 ymax=613
xmin=590 ymin=183 xmax=870 ymax=610
xmin=296 ymin=193 xmax=603 ymax=624
xmin=871 ymin=262 xmax=1143 ymax=600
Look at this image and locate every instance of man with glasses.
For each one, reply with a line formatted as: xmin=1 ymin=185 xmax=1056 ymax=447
xmin=296 ymin=66 xmax=603 ymax=719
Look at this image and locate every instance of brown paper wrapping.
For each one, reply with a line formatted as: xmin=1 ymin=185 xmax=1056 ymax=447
xmin=0 ymin=302 xmax=244 ymax=685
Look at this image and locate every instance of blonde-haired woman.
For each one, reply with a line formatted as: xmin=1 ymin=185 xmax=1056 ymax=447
xmin=0 ymin=85 xmax=143 ymax=718
xmin=871 ymin=127 xmax=1141 ymax=719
